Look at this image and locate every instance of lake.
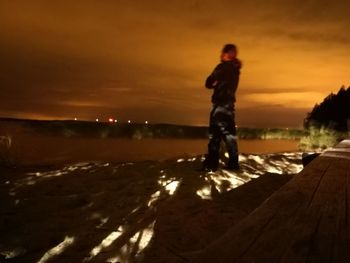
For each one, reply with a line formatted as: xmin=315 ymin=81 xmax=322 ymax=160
xmin=6 ymin=135 xmax=299 ymax=165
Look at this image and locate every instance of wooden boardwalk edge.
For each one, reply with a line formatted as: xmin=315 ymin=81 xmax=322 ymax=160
xmin=189 ymin=139 xmax=350 ymax=263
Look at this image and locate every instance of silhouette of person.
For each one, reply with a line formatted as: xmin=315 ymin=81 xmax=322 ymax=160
xmin=202 ymin=44 xmax=241 ymax=171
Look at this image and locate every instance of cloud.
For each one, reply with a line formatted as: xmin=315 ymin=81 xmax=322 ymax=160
xmin=0 ymin=0 xmax=349 ymax=126
xmin=240 ymin=91 xmax=324 ymax=108
xmin=237 ymin=104 xmax=309 ymax=128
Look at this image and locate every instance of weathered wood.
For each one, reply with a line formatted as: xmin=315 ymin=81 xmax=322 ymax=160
xmin=190 ymin=140 xmax=350 ymax=263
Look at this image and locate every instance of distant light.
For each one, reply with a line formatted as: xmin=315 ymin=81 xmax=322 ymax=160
xmin=96 ymin=118 xmax=99 ymax=122
xmin=74 ymin=118 xmax=77 ymax=121
xmin=108 ymin=118 xmax=114 ymax=123
xmin=145 ymin=121 xmax=148 ymax=124
xmin=128 ymin=120 xmax=131 ymax=123
xmin=114 ymin=120 xmax=118 ymax=123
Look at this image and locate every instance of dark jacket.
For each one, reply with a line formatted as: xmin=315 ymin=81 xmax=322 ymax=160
xmin=205 ymin=59 xmax=241 ymax=106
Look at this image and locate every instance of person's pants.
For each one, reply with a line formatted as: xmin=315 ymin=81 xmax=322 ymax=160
xmin=204 ymin=105 xmax=239 ymax=169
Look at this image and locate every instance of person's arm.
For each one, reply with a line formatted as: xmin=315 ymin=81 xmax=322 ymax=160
xmin=205 ymin=63 xmax=223 ymax=89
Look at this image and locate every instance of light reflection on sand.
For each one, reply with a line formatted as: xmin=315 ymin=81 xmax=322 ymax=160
xmin=37 ymin=236 xmax=75 ymax=263
xmin=196 ymin=152 xmax=303 ymax=199
xmin=105 ymin=222 xmax=155 ymax=263
xmin=1 ymin=151 xmax=302 ymax=261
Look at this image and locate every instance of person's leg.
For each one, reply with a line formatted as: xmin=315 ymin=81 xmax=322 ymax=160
xmin=224 ymin=133 xmax=239 ymax=169
xmin=218 ymin=108 xmax=239 ymax=169
xmin=206 ymin=126 xmax=221 ymax=170
xmin=203 ymin=107 xmax=221 ymax=171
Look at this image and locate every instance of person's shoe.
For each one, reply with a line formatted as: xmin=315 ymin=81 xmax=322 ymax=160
xmin=226 ymin=155 xmax=239 ymax=171
xmin=198 ymin=155 xmax=218 ymax=172
xmin=197 ymin=164 xmax=218 ymax=172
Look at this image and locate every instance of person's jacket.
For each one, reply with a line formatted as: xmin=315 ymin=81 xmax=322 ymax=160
xmin=205 ymin=59 xmax=241 ymax=106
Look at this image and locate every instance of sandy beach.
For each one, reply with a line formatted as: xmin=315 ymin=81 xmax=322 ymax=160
xmin=0 ymin=149 xmax=302 ymax=263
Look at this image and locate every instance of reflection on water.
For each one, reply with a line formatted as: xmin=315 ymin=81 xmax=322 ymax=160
xmin=10 ymin=136 xmax=299 ymax=165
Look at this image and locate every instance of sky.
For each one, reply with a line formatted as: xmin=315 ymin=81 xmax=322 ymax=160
xmin=0 ymin=0 xmax=349 ymax=128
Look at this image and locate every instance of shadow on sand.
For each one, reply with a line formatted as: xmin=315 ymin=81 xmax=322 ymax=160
xmin=0 ymin=154 xmax=301 ymax=263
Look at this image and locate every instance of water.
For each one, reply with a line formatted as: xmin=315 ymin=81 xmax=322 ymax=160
xmin=10 ymin=136 xmax=299 ymax=165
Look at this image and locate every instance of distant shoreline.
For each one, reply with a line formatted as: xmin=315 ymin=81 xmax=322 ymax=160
xmin=0 ymin=117 xmax=305 ymax=140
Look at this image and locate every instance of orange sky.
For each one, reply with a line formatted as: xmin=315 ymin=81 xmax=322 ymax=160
xmin=0 ymin=0 xmax=349 ymax=127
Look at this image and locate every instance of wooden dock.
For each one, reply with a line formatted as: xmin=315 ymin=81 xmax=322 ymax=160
xmin=188 ymin=140 xmax=350 ymax=263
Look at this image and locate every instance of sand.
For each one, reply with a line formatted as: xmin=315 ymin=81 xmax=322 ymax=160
xmin=0 ymin=151 xmax=302 ymax=263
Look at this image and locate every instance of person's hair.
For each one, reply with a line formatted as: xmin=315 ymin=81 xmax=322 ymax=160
xmin=222 ymin=44 xmax=237 ymax=53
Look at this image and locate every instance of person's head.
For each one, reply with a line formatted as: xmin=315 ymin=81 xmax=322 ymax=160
xmin=220 ymin=44 xmax=237 ymax=61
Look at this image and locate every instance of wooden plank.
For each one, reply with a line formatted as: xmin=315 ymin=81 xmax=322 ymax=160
xmin=331 ymin=161 xmax=350 ymax=263
xmin=189 ymin=140 xmax=350 ymax=263
xmin=279 ymin=158 xmax=346 ymax=263
xmin=235 ymin=156 xmax=339 ymax=263
xmin=190 ymin=158 xmax=332 ymax=263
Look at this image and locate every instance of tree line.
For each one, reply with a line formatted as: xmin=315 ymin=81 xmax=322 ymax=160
xmin=304 ymin=86 xmax=350 ymax=131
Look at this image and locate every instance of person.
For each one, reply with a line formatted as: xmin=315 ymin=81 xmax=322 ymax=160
xmin=202 ymin=44 xmax=241 ymax=171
